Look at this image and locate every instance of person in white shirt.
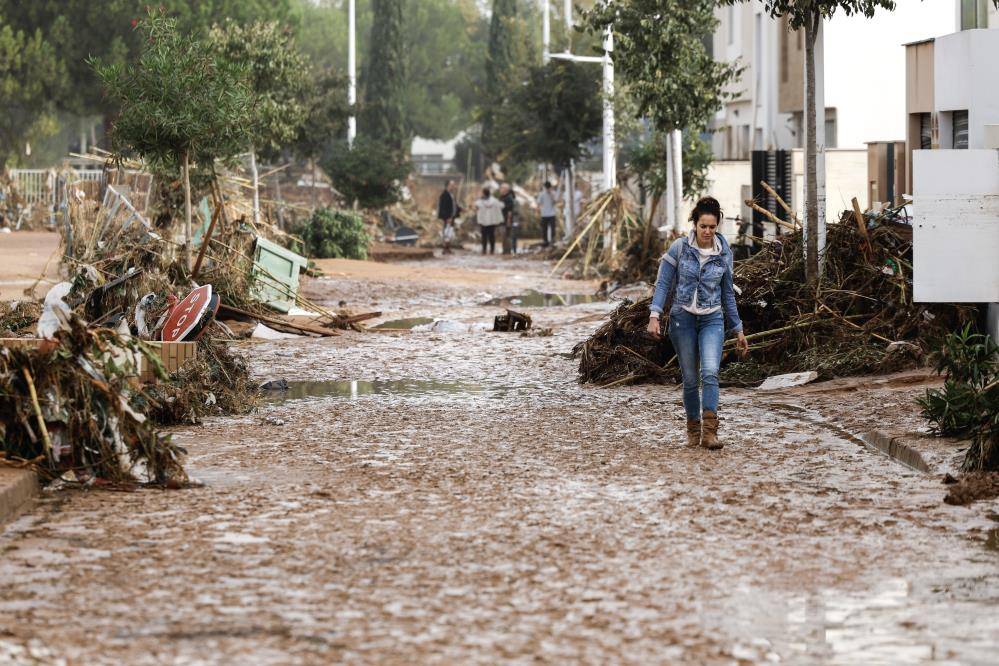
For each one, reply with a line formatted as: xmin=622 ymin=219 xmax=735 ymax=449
xmin=537 ymin=181 xmax=558 ymax=246
xmin=473 ymin=187 xmax=504 ymax=255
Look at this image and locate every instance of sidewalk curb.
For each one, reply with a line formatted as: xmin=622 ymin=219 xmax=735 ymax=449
xmin=0 ymin=467 xmax=40 ymax=526
xmin=859 ymin=431 xmax=935 ymax=474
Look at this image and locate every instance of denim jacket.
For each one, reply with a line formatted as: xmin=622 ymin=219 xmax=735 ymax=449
xmin=649 ymin=232 xmax=743 ymax=334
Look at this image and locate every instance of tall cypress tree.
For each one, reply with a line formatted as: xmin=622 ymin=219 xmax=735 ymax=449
xmin=361 ymin=0 xmax=408 ymax=155
xmin=481 ymin=0 xmax=517 ymax=160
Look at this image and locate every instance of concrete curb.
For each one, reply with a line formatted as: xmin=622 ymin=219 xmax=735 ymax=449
xmin=0 ymin=467 xmax=40 ymax=526
xmin=859 ymin=431 xmax=935 ymax=474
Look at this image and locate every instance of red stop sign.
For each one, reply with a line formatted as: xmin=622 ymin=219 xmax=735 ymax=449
xmin=161 ymin=285 xmax=213 ymax=342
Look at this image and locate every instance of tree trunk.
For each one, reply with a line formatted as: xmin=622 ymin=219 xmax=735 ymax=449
xmin=250 ymin=145 xmax=260 ymax=225
xmin=183 ymin=150 xmax=193 ymax=271
xmin=803 ymin=13 xmax=819 ymax=285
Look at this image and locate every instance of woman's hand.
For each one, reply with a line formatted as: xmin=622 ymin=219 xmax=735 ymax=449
xmin=647 ymin=315 xmax=661 ymax=339
xmin=736 ymin=331 xmax=749 ymax=357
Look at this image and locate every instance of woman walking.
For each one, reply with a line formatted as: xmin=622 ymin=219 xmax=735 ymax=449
xmin=647 ymin=197 xmax=749 ymax=450
xmin=473 ymin=187 xmax=504 ymax=255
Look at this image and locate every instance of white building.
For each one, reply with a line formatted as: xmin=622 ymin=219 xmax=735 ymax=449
xmin=908 ymin=23 xmax=999 ymax=338
xmin=710 ymin=0 xmax=961 ymax=157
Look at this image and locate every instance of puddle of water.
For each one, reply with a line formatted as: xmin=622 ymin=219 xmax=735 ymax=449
xmin=371 ymin=317 xmax=435 ymax=330
xmin=482 ymin=290 xmax=602 ymax=307
xmin=261 ymin=379 xmax=486 ymax=403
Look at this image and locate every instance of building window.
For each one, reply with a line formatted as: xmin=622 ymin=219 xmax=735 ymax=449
xmin=961 ymin=0 xmax=988 ymax=29
xmin=824 ymin=108 xmax=838 ymax=148
xmin=780 ymin=27 xmax=788 ymax=82
xmin=953 ymin=110 xmax=969 ymax=149
xmin=919 ymin=113 xmax=932 ymax=149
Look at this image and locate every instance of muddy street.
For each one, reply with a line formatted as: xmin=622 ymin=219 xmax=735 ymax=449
xmin=1 ymin=252 xmax=997 ymax=665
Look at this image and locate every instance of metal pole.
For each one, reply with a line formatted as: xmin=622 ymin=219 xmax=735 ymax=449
xmin=601 ymin=27 xmax=615 ymax=193
xmin=542 ymin=0 xmax=550 ymax=64
xmin=564 ymin=0 xmax=572 ymax=33
xmin=347 ymin=0 xmax=357 ymax=146
xmin=671 ymin=128 xmax=683 ymax=232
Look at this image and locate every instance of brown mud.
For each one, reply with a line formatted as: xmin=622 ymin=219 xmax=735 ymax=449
xmin=0 ymin=249 xmax=997 ymax=664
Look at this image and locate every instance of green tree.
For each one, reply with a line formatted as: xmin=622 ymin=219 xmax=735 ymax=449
xmin=717 ymin=0 xmax=925 ymax=284
xmin=502 ymin=60 xmax=602 ymax=173
xmin=361 ymin=0 xmax=407 ymax=154
xmin=482 ymin=0 xmax=536 ymax=161
xmin=293 ymin=68 xmax=351 ymax=207
xmin=0 ymin=21 xmax=66 ymax=168
xmin=584 ymin=1 xmax=738 ymax=138
xmin=624 ymin=130 xmax=713 ymax=201
xmin=0 ymin=1 xmax=292 ymax=122
xmin=210 ymin=20 xmax=310 ymax=224
xmin=402 ymin=0 xmax=489 ymax=140
xmin=92 ymin=10 xmax=253 ymax=267
xmin=293 ymin=0 xmax=490 ymax=142
xmin=321 ymin=136 xmax=410 ymax=209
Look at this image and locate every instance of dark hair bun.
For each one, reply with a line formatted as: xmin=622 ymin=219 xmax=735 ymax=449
xmin=690 ymin=196 xmax=723 ymax=224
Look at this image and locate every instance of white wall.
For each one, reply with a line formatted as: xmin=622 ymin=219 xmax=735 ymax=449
xmin=912 ymin=149 xmax=999 ymax=303
xmin=791 ymin=149 xmax=868 ymax=221
xmin=703 ymin=160 xmax=751 ymax=238
xmin=824 ymin=0 xmax=957 ymax=148
xmin=934 ymin=28 xmax=999 ymax=148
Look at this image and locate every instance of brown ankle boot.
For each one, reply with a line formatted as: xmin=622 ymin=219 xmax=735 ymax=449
xmin=686 ymin=419 xmax=701 ymax=447
xmin=701 ymin=411 xmax=722 ymax=450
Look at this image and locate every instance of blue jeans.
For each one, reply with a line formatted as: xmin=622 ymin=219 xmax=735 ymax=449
xmin=668 ymin=309 xmax=724 ymax=420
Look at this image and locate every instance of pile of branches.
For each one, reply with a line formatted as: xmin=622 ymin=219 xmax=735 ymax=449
xmin=552 ymin=188 xmax=647 ymax=279
xmin=573 ymin=207 xmax=975 ymax=387
xmin=0 ymin=318 xmax=187 ymax=485
xmin=142 ymin=336 xmax=256 ymax=425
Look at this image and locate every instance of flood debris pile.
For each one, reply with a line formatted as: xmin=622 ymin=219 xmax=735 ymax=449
xmin=573 ymin=297 xmax=676 ymax=387
xmin=0 ymin=317 xmax=186 ymax=485
xmin=919 ymin=325 xmax=998 ymax=473
xmin=574 ymin=206 xmax=975 ymax=387
xmin=552 ymin=188 xmax=648 ymax=279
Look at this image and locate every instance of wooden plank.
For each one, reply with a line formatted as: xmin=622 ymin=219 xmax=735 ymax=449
xmin=218 ymin=303 xmax=340 ymax=337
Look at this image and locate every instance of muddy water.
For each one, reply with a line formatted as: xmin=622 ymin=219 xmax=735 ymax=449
xmin=0 ymin=251 xmax=997 ymax=664
xmin=481 ymin=289 xmax=603 ymax=307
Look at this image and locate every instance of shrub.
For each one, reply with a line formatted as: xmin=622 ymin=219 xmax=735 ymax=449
xmin=320 ymin=136 xmax=410 ymax=209
xmin=917 ymin=324 xmax=999 ymax=471
xmin=301 ymin=207 xmax=369 ymax=260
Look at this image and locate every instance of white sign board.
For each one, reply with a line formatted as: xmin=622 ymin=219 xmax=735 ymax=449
xmin=912 ymin=149 xmax=999 ymax=303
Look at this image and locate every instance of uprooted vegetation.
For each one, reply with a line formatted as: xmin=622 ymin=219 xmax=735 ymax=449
xmin=918 ymin=325 xmax=998 ymax=472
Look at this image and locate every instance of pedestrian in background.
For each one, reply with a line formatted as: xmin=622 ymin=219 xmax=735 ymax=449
xmin=473 ymin=187 xmax=503 ymax=255
xmin=537 ymin=180 xmax=558 ymax=247
xmin=647 ymin=196 xmax=749 ymax=450
xmin=437 ymin=179 xmax=462 ymax=255
xmin=499 ymin=182 xmax=518 ymax=255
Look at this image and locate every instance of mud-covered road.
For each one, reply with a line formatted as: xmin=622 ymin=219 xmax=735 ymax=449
xmin=1 ymin=252 xmax=997 ymax=665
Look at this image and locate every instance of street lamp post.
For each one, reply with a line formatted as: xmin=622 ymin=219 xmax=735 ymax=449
xmin=549 ymin=27 xmax=615 ymax=243
xmin=347 ymin=0 xmax=357 ymax=147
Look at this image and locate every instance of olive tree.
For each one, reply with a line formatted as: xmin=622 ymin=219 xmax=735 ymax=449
xmin=210 ymin=20 xmax=309 ymax=224
xmin=92 ymin=10 xmax=252 ymax=267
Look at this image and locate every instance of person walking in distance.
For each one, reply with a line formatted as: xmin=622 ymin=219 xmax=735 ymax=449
xmin=437 ymin=179 xmax=462 ymax=255
xmin=499 ymin=183 xmax=518 ymax=255
xmin=473 ymin=187 xmax=503 ymax=255
xmin=537 ymin=181 xmax=558 ymax=247
xmin=647 ymin=197 xmax=749 ymax=450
